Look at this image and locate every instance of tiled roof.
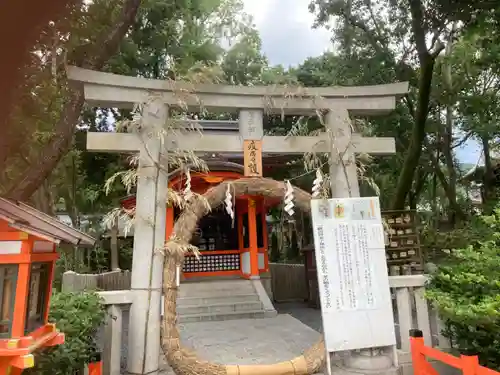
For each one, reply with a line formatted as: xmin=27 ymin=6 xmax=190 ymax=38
xmin=0 ymin=198 xmax=95 ymax=246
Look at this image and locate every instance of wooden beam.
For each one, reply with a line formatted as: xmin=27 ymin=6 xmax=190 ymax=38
xmin=86 ymin=132 xmax=395 ymax=155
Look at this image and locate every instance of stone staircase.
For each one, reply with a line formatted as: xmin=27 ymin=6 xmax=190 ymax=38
xmin=176 ymin=279 xmax=277 ymax=323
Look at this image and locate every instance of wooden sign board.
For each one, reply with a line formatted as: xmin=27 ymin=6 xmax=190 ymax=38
xmin=243 ymin=140 xmax=263 ymax=177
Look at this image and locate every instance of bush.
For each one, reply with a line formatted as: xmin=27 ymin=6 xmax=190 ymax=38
xmin=422 ymin=210 xmax=500 ymax=262
xmin=26 ymin=291 xmax=106 ymax=375
xmin=426 ymin=213 xmax=500 ymax=369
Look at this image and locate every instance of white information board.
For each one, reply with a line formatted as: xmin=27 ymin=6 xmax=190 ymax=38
xmin=310 ymin=197 xmax=396 ymax=352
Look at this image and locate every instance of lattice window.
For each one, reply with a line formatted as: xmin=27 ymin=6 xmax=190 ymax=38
xmin=183 ymin=254 xmax=240 ymax=273
xmin=25 ymin=262 xmax=50 ymax=334
xmin=0 ymin=265 xmax=18 ymax=338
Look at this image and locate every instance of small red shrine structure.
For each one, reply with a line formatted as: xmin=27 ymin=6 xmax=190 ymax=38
xmin=0 ymin=198 xmax=95 ymax=373
xmin=122 ymin=161 xmax=280 ymax=280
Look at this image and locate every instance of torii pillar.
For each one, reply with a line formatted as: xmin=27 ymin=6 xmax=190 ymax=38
xmin=127 ymin=99 xmax=168 ymax=375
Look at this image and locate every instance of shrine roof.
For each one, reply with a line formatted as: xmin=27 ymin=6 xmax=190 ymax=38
xmin=0 ymin=198 xmax=96 ymax=246
xmin=169 ymin=160 xmax=244 ymax=180
xmin=120 ymin=160 xmax=245 ymax=204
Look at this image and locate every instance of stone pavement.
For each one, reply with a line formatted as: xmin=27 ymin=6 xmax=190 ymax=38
xmin=159 ymin=313 xmax=321 ymax=374
xmin=118 ymin=303 xmax=323 ymax=374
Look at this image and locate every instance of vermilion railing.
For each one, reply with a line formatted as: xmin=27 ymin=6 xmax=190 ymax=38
xmin=410 ymin=329 xmax=499 ymax=375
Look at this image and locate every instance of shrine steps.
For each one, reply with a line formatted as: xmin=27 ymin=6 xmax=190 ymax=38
xmin=177 ymin=279 xmax=277 ymax=323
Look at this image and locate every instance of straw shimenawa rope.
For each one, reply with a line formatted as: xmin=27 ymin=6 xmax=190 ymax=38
xmin=162 ymin=177 xmax=326 ymax=375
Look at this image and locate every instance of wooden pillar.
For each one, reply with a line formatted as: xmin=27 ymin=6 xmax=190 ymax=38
xmin=43 ymin=247 xmax=56 ymax=324
xmin=237 ymin=210 xmax=244 ymax=252
xmin=12 ymin=239 xmax=32 ymax=338
xmin=0 ymin=363 xmax=11 ymax=374
xmin=9 ymin=367 xmax=23 ymax=375
xmin=237 ymin=208 xmax=244 ymax=277
xmin=239 ymin=109 xmax=263 ymax=279
xmin=260 ymin=202 xmax=269 ymax=272
xmin=247 ymin=198 xmax=259 ymax=279
xmin=12 ymin=263 xmax=29 ymax=337
xmin=165 ymin=206 xmax=174 ymax=241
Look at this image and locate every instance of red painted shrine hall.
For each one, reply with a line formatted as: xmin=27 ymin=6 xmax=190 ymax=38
xmin=121 ymin=161 xmax=282 ymax=280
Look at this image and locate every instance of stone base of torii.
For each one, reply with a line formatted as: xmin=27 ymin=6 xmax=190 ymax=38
xmin=67 ymin=65 xmax=408 ymax=375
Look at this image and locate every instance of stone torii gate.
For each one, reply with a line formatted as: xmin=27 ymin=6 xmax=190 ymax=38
xmin=67 ymin=66 xmax=408 ymax=375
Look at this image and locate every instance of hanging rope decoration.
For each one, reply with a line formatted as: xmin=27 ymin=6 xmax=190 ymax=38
xmin=284 ymin=180 xmax=295 ymax=217
xmin=183 ymin=169 xmax=193 ymax=202
xmin=311 ymin=169 xmax=323 ymax=198
xmin=224 ymin=184 xmax=234 ymax=220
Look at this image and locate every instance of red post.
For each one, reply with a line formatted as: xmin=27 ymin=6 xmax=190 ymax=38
xmin=410 ymin=329 xmax=426 ymax=375
xmin=461 ymin=355 xmax=480 ymax=375
xmin=9 ymin=367 xmax=23 ymax=375
xmin=247 ymin=198 xmax=259 ymax=278
xmin=88 ymin=361 xmax=102 ymax=375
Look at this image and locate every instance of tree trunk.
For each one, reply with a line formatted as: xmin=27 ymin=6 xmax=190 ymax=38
xmin=481 ymin=135 xmax=495 ymax=207
xmin=408 ymin=167 xmax=427 ymax=210
xmin=391 ymin=0 xmax=445 ymax=210
xmin=442 ymin=24 xmax=459 ymax=225
xmin=110 ymin=220 xmax=120 ymax=270
xmin=5 ymin=0 xmax=143 ymax=202
xmin=391 ymin=57 xmax=435 ymax=209
xmin=442 ymin=105 xmax=459 ymax=224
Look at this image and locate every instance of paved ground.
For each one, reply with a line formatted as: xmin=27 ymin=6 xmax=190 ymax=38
xmin=115 ymin=302 xmax=323 ymax=373
xmin=276 ymin=302 xmax=323 ymax=333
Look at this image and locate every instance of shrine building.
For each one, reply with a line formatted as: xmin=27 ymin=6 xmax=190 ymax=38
xmin=120 ymin=120 xmax=292 ymax=280
xmin=121 ymin=159 xmax=283 ymax=280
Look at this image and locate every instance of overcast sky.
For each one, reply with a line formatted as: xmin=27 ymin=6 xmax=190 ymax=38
xmin=241 ymin=0 xmax=481 ymax=165
xmin=242 ymin=0 xmax=332 ymax=67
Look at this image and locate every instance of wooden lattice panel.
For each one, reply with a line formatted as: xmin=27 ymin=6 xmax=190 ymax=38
xmin=382 ymin=210 xmax=423 ymax=274
xmin=183 ymin=253 xmax=240 ymax=273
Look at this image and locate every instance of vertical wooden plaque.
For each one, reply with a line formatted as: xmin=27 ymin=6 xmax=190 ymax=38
xmin=243 ymin=140 xmax=263 ymax=177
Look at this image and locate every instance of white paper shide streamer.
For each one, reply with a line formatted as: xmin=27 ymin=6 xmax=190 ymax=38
xmin=176 ymin=265 xmax=180 ymax=287
xmin=224 ymin=184 xmax=234 ymax=220
xmin=312 ymin=169 xmax=323 ymax=198
xmin=184 ymin=169 xmax=193 ymax=201
xmin=284 ymin=180 xmax=295 ymax=217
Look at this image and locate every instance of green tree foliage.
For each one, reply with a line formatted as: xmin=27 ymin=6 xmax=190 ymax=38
xmin=307 ymin=0 xmax=500 ymax=213
xmin=222 ymin=29 xmax=268 ymax=85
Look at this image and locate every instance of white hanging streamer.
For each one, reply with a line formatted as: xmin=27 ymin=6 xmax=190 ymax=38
xmin=184 ymin=169 xmax=193 ymax=201
xmin=224 ymin=184 xmax=234 ymax=220
xmin=284 ymin=180 xmax=295 ymax=217
xmin=176 ymin=265 xmax=180 ymax=287
xmin=312 ymin=169 xmax=323 ymax=198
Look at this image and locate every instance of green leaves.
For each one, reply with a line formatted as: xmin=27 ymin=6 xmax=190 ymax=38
xmin=426 ymin=210 xmax=500 ymax=368
xmin=25 ymin=292 xmax=106 ymax=375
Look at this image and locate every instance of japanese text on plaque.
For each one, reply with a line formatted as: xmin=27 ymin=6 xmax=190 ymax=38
xmin=316 ymin=225 xmax=332 ymax=310
xmin=243 ymin=140 xmax=262 ymax=176
xmin=333 ymin=222 xmax=376 ymax=311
